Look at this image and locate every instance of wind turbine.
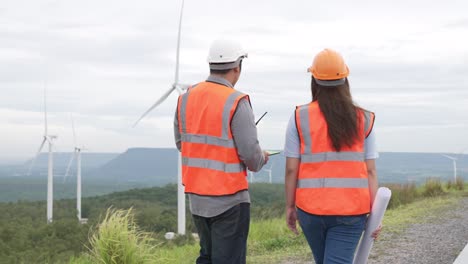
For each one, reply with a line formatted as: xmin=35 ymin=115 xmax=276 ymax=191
xmin=441 ymin=154 xmax=457 ymax=182
xmin=248 ymin=171 xmax=255 ymax=183
xmin=263 ymin=161 xmax=274 ymax=184
xmin=28 ymin=88 xmax=57 ymax=223
xmin=64 ymin=114 xmax=87 ymax=224
xmin=133 ymin=0 xmax=189 ymax=235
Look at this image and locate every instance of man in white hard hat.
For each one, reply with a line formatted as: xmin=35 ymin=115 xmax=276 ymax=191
xmin=174 ymin=38 xmax=269 ymax=264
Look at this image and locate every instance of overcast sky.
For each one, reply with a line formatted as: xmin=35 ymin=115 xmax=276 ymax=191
xmin=1 ymin=0 xmax=468 ymax=163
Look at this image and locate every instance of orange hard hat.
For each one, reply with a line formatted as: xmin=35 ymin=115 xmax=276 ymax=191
xmin=308 ymin=49 xmax=349 ymax=86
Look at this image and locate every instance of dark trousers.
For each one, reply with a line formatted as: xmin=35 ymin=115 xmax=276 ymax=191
xmin=192 ymin=203 xmax=250 ymax=264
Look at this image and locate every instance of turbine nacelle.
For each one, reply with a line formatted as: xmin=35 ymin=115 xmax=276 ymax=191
xmin=47 ymin=135 xmax=57 ymax=141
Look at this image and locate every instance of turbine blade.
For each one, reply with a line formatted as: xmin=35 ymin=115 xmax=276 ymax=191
xmin=133 ymin=86 xmax=175 ymax=127
xmin=442 ymin=154 xmax=457 ymax=160
xmin=178 ymin=84 xmax=190 ymax=89
xmin=64 ymin=151 xmax=75 ymax=183
xmin=174 ymin=0 xmax=185 ymax=84
xmin=44 ymin=86 xmax=48 ymax=135
xmin=27 ymin=137 xmax=47 ymax=175
xmin=71 ymin=113 xmax=77 ymax=146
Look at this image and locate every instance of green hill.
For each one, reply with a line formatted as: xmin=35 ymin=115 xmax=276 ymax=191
xmin=0 ymin=183 xmax=285 ymax=264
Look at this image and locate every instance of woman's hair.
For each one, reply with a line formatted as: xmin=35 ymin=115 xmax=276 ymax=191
xmin=311 ymin=77 xmax=361 ymax=151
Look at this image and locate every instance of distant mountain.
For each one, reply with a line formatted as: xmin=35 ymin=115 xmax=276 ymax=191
xmin=88 ymin=149 xmax=468 ymax=186
xmin=376 ymin=152 xmax=468 ymax=183
xmin=22 ymin=152 xmax=118 ymax=169
xmin=89 ymin=148 xmax=178 ymax=185
xmin=5 ymin=149 xmax=468 ymax=185
xmin=0 ymin=153 xmax=119 ymax=177
xmin=1 ymin=149 xmax=467 ymax=202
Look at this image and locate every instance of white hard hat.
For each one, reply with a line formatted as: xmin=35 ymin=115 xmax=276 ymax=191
xmin=207 ymin=38 xmax=248 ymax=70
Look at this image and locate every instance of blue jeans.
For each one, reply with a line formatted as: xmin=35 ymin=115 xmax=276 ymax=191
xmin=192 ymin=203 xmax=250 ymax=264
xmin=297 ymin=208 xmax=367 ymax=264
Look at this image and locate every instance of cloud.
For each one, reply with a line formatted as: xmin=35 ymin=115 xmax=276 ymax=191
xmin=445 ymin=18 xmax=468 ymax=29
xmin=1 ymin=0 xmax=468 ymax=162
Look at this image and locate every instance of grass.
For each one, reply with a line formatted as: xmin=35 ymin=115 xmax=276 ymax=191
xmin=247 ymin=219 xmax=309 ymax=263
xmin=71 ymin=181 xmax=468 ymax=264
xmin=421 ymin=178 xmax=445 ymax=197
xmin=381 ymin=195 xmax=460 ymax=235
xmin=384 ymin=182 xmax=418 ymax=208
xmin=112 ymin=218 xmax=310 ymax=264
xmin=447 ymin=177 xmax=466 ymax=191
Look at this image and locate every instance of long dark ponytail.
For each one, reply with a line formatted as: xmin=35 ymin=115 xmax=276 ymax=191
xmin=311 ymin=77 xmax=361 ymax=151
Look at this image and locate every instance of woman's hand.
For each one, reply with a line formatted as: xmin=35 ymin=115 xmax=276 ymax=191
xmin=286 ymin=207 xmax=299 ymax=235
xmin=371 ymin=224 xmax=382 ymax=240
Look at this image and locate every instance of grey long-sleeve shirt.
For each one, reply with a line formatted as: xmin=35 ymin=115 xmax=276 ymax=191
xmin=173 ymin=75 xmax=265 ymax=217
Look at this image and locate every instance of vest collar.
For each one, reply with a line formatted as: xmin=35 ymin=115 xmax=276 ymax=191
xmin=206 ymin=75 xmax=234 ymax=88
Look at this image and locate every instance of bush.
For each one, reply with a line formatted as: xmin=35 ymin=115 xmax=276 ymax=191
xmin=455 ymin=177 xmax=465 ymax=190
xmin=446 ymin=180 xmax=454 ymax=190
xmin=384 ymin=183 xmax=418 ymax=209
xmin=422 ymin=178 xmax=445 ymax=197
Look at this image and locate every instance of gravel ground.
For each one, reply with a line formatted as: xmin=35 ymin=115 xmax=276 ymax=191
xmin=280 ymin=196 xmax=468 ymax=264
xmin=368 ymin=196 xmax=468 ymax=264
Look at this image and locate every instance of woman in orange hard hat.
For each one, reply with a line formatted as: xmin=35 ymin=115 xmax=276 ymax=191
xmin=283 ymin=49 xmax=381 ymax=264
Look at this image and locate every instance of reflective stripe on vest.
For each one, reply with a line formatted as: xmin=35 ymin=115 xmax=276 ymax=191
xmin=178 ymin=81 xmax=248 ymax=196
xmin=295 ymin=102 xmax=374 ymax=215
xmin=301 ymin=152 xmax=365 ymax=163
xmin=181 ymin=134 xmax=235 ymax=148
xmin=182 ymin=157 xmax=245 ymax=173
xmin=297 ymin=178 xmax=369 ymax=188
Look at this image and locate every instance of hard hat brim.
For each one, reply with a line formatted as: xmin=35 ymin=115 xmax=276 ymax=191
xmin=209 ymin=56 xmax=246 ymax=70
xmin=315 ymin=78 xmax=346 ymax=87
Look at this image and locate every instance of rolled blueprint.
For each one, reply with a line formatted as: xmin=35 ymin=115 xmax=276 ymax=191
xmin=353 ymin=187 xmax=392 ymax=264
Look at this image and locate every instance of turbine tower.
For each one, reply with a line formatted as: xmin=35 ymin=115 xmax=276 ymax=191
xmin=28 ymin=88 xmax=56 ymax=223
xmin=441 ymin=154 xmax=458 ymax=182
xmin=263 ymin=161 xmax=274 ymax=184
xmin=133 ymin=0 xmax=189 ymax=235
xmin=248 ymin=171 xmax=254 ymax=183
xmin=64 ymin=114 xmax=87 ymax=224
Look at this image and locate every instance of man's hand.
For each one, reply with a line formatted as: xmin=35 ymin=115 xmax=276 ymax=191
xmin=286 ymin=207 xmax=299 ymax=235
xmin=263 ymin=151 xmax=270 ymax=165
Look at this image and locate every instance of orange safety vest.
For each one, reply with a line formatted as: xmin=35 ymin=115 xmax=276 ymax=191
xmin=295 ymin=101 xmax=375 ymax=215
xmin=177 ymin=81 xmax=249 ymax=196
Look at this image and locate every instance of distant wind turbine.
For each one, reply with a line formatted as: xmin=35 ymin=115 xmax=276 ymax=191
xmin=263 ymin=161 xmax=274 ymax=184
xmin=133 ymin=0 xmax=188 ymax=235
xmin=248 ymin=171 xmax=255 ymax=183
xmin=28 ymin=87 xmax=57 ymax=223
xmin=64 ymin=114 xmax=87 ymax=224
xmin=441 ymin=154 xmax=457 ymax=182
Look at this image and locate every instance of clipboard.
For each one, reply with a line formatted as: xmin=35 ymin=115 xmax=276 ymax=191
xmin=266 ymin=150 xmax=281 ymax=156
